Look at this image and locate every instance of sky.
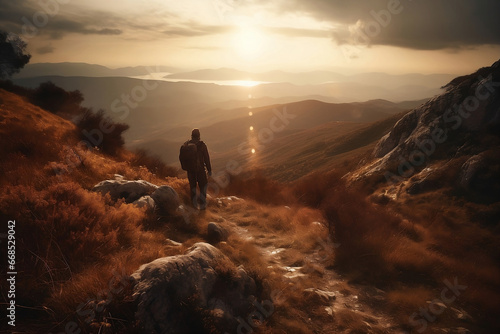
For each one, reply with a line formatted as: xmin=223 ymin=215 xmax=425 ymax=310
xmin=1 ymin=0 xmax=499 ymax=75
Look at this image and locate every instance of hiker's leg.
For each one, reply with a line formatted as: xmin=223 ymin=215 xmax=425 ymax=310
xmin=198 ymin=170 xmax=208 ymax=209
xmin=187 ymin=171 xmax=198 ymax=208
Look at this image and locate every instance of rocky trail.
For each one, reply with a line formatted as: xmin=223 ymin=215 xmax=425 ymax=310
xmin=205 ymin=196 xmax=401 ymax=334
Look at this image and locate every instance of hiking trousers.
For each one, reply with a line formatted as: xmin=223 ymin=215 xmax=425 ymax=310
xmin=187 ymin=169 xmax=208 ymax=209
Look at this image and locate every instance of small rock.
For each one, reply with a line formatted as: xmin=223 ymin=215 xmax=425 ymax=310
xmin=207 ymin=222 xmax=229 ymax=243
xmin=303 ymin=288 xmax=336 ymax=305
xmin=459 ymin=154 xmax=485 ymax=189
xmin=451 ymin=307 xmax=473 ymax=321
xmin=133 ymin=195 xmax=156 ymax=210
xmin=151 ymin=185 xmax=180 ymax=215
xmin=93 ymin=179 xmax=158 ymax=203
xmin=165 ymin=239 xmax=182 ymax=247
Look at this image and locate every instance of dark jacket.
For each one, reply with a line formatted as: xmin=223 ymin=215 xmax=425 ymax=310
xmin=189 ymin=139 xmax=211 ymax=173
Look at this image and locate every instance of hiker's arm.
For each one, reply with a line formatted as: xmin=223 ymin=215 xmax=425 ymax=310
xmin=203 ymin=144 xmax=212 ymax=173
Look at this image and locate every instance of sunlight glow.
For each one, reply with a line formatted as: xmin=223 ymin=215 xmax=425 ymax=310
xmin=233 ymin=25 xmax=267 ymax=61
xmin=250 ymin=126 xmax=254 ymax=131
xmin=249 ymin=111 xmax=253 ymax=116
xmin=251 ymin=149 xmax=256 ymax=154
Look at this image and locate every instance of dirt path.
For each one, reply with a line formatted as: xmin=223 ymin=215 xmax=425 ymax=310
xmin=208 ymin=196 xmax=402 ymax=334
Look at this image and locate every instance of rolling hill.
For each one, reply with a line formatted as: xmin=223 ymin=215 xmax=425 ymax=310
xmin=129 ymin=99 xmax=411 ymax=170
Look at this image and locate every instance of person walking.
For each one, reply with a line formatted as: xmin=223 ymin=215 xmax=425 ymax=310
xmin=179 ymin=128 xmax=212 ymax=210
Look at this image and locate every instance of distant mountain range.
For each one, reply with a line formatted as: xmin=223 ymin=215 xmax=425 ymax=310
xmin=16 ymin=62 xmax=455 ymax=89
xmin=165 ymin=67 xmax=455 ymax=87
xmin=13 ymin=62 xmax=178 ymax=79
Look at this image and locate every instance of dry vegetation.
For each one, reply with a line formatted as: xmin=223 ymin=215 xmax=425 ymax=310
xmin=1 ymin=85 xmax=499 ymax=333
xmin=218 ymin=162 xmax=500 ymax=332
xmin=290 ymin=169 xmax=500 ymax=333
xmin=0 ymin=88 xmax=190 ymax=333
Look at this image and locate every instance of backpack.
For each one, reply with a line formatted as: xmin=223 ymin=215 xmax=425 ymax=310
xmin=179 ymin=140 xmax=199 ymax=171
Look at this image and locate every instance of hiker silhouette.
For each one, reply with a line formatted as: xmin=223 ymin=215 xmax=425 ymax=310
xmin=179 ymin=128 xmax=212 ymax=210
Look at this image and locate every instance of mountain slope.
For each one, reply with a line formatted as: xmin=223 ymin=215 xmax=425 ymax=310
xmin=351 ymin=59 xmax=500 ymax=202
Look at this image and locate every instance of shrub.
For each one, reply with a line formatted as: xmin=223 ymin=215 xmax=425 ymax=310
xmin=29 ymin=81 xmax=84 ymax=117
xmin=292 ymin=170 xmax=404 ymax=284
xmin=0 ymin=182 xmax=145 ymax=311
xmin=0 ymin=79 xmax=31 ymax=96
xmin=219 ymin=169 xmax=289 ymax=205
xmin=130 ymin=149 xmax=178 ymax=179
xmin=76 ymin=109 xmax=129 ymax=156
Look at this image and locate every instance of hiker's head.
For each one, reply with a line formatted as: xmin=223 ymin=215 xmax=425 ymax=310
xmin=191 ymin=128 xmax=201 ymax=140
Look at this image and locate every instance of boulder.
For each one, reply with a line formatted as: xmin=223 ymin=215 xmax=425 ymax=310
xmin=92 ymin=179 xmax=157 ymax=203
xmin=207 ymin=222 xmax=229 ymax=243
xmin=133 ymin=195 xmax=156 ymax=210
xmin=151 ymin=185 xmax=180 ymax=215
xmin=131 ymin=243 xmax=261 ymax=334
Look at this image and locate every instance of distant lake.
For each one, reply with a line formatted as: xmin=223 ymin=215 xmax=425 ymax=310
xmin=131 ymin=73 xmax=267 ymax=87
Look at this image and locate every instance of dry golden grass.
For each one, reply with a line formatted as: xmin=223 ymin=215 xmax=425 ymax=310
xmin=0 ymin=89 xmax=202 ymax=333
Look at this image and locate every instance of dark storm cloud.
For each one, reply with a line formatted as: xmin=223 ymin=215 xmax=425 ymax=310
xmin=265 ymin=0 xmax=500 ymax=50
xmin=0 ymin=0 xmax=123 ymax=38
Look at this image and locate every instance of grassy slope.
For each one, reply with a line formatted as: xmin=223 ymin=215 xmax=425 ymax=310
xmin=0 ymin=89 xmax=195 ymax=332
xmin=255 ymin=111 xmax=409 ymax=182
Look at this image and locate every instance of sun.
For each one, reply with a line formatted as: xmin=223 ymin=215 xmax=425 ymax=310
xmin=232 ymin=25 xmax=267 ymax=61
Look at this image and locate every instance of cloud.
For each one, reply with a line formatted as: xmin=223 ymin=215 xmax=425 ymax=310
xmin=262 ymin=0 xmax=500 ymax=50
xmin=0 ymin=0 xmax=123 ymax=39
xmin=185 ymin=46 xmax=222 ymax=50
xmin=35 ymin=44 xmax=54 ymax=54
xmin=266 ymin=27 xmax=331 ymax=39
xmin=162 ymin=24 xmax=231 ymax=37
